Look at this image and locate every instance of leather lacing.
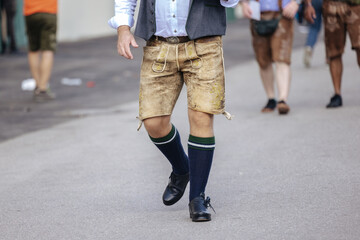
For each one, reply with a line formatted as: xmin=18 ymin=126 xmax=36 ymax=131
xmin=168 ymin=173 xmax=183 ymax=192
xmin=202 ymin=193 xmax=216 ymax=214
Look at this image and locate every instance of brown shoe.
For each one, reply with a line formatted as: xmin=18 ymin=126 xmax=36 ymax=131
xmin=33 ymin=88 xmax=56 ymax=102
xmin=277 ymin=100 xmax=290 ymax=115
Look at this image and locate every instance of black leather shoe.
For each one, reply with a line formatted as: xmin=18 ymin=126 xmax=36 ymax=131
xmin=162 ymin=172 xmax=189 ymax=206
xmin=326 ymin=94 xmax=342 ymax=108
xmin=189 ymin=193 xmax=215 ymax=222
xmin=261 ymin=98 xmax=277 ymax=112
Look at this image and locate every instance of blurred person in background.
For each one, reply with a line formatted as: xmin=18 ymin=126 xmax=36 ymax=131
xmin=24 ymin=0 xmax=57 ymax=102
xmin=241 ymin=0 xmax=300 ymax=114
xmin=303 ymin=0 xmax=323 ymax=68
xmin=0 ymin=0 xmax=18 ymax=54
xmin=306 ymin=0 xmax=360 ymax=108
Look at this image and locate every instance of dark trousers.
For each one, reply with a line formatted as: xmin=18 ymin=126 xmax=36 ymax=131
xmin=0 ymin=0 xmax=17 ymax=51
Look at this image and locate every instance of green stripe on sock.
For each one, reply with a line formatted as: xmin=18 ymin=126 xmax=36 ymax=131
xmin=188 ymin=135 xmax=215 ymax=145
xmin=150 ymin=124 xmax=176 ymax=143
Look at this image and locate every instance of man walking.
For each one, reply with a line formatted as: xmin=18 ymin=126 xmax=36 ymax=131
xmin=24 ymin=0 xmax=57 ymax=102
xmin=306 ymin=0 xmax=360 ymax=108
xmin=241 ymin=0 xmax=299 ymax=114
xmin=109 ymin=0 xmax=238 ymax=222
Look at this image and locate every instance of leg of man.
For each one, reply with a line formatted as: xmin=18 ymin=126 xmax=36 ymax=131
xmin=329 ymin=56 xmax=343 ymax=95
xmin=275 ymin=62 xmax=291 ymax=114
xmin=4 ymin=0 xmax=16 ymax=52
xmin=183 ymin=36 xmax=224 ymax=222
xmin=28 ymin=51 xmax=41 ymax=87
xmin=259 ymin=64 xmax=277 ymax=112
xmin=38 ymin=50 xmax=54 ymax=91
xmin=270 ymin=15 xmax=293 ymax=114
xmin=144 ymin=115 xmax=190 ymax=206
xmin=356 ymin=49 xmax=360 ymax=67
xmin=188 ymin=109 xmax=214 ymax=200
xmin=260 ymin=64 xmax=275 ymax=99
xmin=275 ymin=62 xmax=291 ymax=101
xmin=145 ymin=116 xmax=189 ymax=176
xmin=1 ymin=1 xmax=7 ymax=53
xmin=144 ymin=115 xmax=172 ymax=138
xmin=250 ymin=20 xmax=275 ymax=112
xmin=187 ymin=109 xmax=214 ymax=222
xmin=326 ymin=56 xmax=343 ymax=108
xmin=322 ymin=1 xmax=346 ymax=108
xmin=304 ymin=0 xmax=322 ymax=68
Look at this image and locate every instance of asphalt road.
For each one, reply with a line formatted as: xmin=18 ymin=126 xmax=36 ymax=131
xmin=0 ymin=19 xmax=307 ymax=142
xmin=1 ymin=33 xmax=359 ymax=239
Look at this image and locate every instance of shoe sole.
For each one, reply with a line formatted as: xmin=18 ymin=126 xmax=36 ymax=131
xmin=326 ymin=104 xmax=342 ymax=108
xmin=163 ymin=190 xmax=185 ymax=206
xmin=261 ymin=107 xmax=276 ymax=113
xmin=190 ymin=213 xmax=211 ymax=222
xmin=278 ymin=108 xmax=289 ymax=115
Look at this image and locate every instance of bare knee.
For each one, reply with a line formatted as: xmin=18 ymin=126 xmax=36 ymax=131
xmin=188 ymin=109 xmax=214 ymax=137
xmin=259 ymin=63 xmax=272 ymax=70
xmin=143 ymin=115 xmax=171 ymax=138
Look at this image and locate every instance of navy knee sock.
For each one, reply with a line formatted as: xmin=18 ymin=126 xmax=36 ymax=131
xmin=150 ymin=125 xmax=189 ymax=175
xmin=188 ymin=135 xmax=215 ymax=201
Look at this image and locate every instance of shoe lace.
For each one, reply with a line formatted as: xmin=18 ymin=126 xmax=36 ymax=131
xmin=204 ymin=196 xmax=216 ymax=214
xmin=168 ymin=173 xmax=182 ymax=191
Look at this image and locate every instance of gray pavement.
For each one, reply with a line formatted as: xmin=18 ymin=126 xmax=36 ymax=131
xmin=1 ymin=30 xmax=360 ymax=239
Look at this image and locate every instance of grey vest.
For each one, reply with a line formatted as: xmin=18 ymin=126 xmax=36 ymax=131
xmin=134 ymin=0 xmax=227 ymax=40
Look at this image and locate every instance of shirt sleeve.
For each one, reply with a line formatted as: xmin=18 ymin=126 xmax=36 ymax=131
xmin=220 ymin=0 xmax=240 ymax=8
xmin=282 ymin=0 xmax=292 ymax=8
xmin=108 ymin=0 xmax=137 ymax=29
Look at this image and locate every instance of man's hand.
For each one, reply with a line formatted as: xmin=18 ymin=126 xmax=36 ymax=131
xmin=282 ymin=1 xmax=299 ymax=19
xmin=305 ymin=4 xmax=316 ymax=24
xmin=117 ymin=25 xmax=139 ymax=60
xmin=241 ymin=1 xmax=253 ymax=19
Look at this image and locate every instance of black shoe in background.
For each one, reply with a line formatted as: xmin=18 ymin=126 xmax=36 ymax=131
xmin=189 ymin=193 xmax=215 ymax=222
xmin=261 ymin=98 xmax=277 ymax=112
xmin=326 ymin=94 xmax=342 ymax=108
xmin=162 ymin=172 xmax=189 ymax=206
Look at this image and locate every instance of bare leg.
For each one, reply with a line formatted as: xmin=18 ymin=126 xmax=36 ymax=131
xmin=329 ymin=56 xmax=343 ymax=95
xmin=28 ymin=51 xmax=41 ymax=87
xmin=38 ymin=51 xmax=54 ymax=91
xmin=144 ymin=115 xmax=172 ymax=138
xmin=259 ymin=64 xmax=275 ymax=99
xmin=188 ymin=109 xmax=213 ymax=138
xmin=1 ymin=9 xmax=7 ymax=53
xmin=275 ymin=62 xmax=291 ymax=102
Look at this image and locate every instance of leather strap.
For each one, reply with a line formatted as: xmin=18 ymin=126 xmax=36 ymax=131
xmin=150 ymin=35 xmax=190 ymax=44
